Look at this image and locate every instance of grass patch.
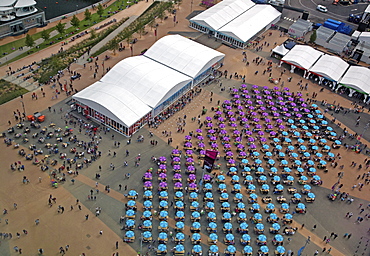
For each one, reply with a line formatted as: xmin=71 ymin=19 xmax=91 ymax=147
xmin=0 ymin=79 xmax=28 ymax=105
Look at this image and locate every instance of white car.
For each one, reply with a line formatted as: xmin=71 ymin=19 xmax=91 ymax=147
xmin=317 ymin=5 xmax=328 ymax=13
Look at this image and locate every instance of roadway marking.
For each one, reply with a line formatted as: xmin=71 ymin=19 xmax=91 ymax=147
xmin=351 ymin=8 xmax=358 ymax=11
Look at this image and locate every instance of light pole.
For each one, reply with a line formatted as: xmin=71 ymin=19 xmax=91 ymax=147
xmin=190 ymin=0 xmax=193 ymax=12
xmin=75 ymin=5 xmax=78 ymax=15
xmin=20 ymin=100 xmax=26 ymax=115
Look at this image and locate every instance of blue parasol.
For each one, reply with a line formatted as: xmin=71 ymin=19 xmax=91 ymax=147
xmin=234 ymin=184 xmax=241 ymax=190
xmin=307 ymin=160 xmax=315 ymax=166
xmin=128 ymin=190 xmax=137 ymax=196
xmin=284 ymin=213 xmax=293 ymax=220
xmin=320 ymin=160 xmax=327 ymax=165
xmin=227 ymin=245 xmax=236 ymax=253
xmin=159 ymin=201 xmax=168 ymax=207
xmin=239 ymin=212 xmax=247 ymax=219
xmin=192 ymin=201 xmax=199 ymax=208
xmin=208 ymin=212 xmax=216 ymax=219
xmin=276 ymin=145 xmax=282 ymax=150
xmin=270 ymin=167 xmax=278 ymax=173
xmin=300 ymin=176 xmax=308 ymax=181
xmin=192 ymin=222 xmax=201 ymax=229
xmin=190 ymin=192 xmax=198 ymax=199
xmin=143 ymin=220 xmax=152 ymax=227
xmin=244 ymin=167 xmax=251 ymax=172
xmin=259 ymin=175 xmax=267 ymax=181
xmin=126 ymin=219 xmax=135 ymax=227
xmin=272 ymin=223 xmax=281 ymax=230
xmin=222 ymin=202 xmax=230 ymax=208
xmin=283 ymin=167 xmax=291 ymax=173
xmin=328 ymin=152 xmax=334 ymax=157
xmin=246 ymin=175 xmax=253 ymax=181
xmin=242 ymin=159 xmax=249 ymax=164
xmin=206 ymin=202 xmax=214 ymax=208
xmin=309 ymin=139 xmax=316 ymax=143
xmin=294 ymin=193 xmax=301 ymax=199
xmin=287 ymin=175 xmax=294 ymax=181
xmin=313 ymin=175 xmax=321 ymax=180
xmin=159 ymin=232 xmax=167 ymax=239
xmin=273 ymin=176 xmax=280 ymax=181
xmin=307 ymin=192 xmax=315 ymax=198
xmin=176 ymin=233 xmax=185 ymax=240
xmin=297 ymin=203 xmax=306 ymax=209
xmin=158 ymin=244 xmax=166 ymax=252
xmin=223 ymin=212 xmax=231 ymax=219
xmin=261 ymin=184 xmax=269 ymax=190
xmin=256 ymin=223 xmax=264 ymax=230
xmin=230 ymin=166 xmax=237 ymax=172
xmin=255 ymin=159 xmax=262 ymax=164
xmin=266 ymin=203 xmax=275 ymax=209
xmin=219 ymin=183 xmax=226 ymax=190
xmin=330 ymin=132 xmax=336 ymax=136
xmin=260 ymin=246 xmax=269 ymax=253
xmin=125 ymin=231 xmax=135 ymax=238
xmin=225 ymin=234 xmax=234 ymax=241
xmin=221 ymin=193 xmax=229 ymax=199
xmin=160 ymin=211 xmax=168 ymax=217
xmin=252 ymin=203 xmax=260 ymax=209
xmin=240 ymin=222 xmax=248 ymax=229
xmin=176 ymin=211 xmax=184 ymax=218
xmin=175 ymin=191 xmax=183 ymax=198
xmin=205 ymin=192 xmax=213 ymax=199
xmin=248 ymin=184 xmax=256 ymax=190
xmin=127 ymin=200 xmax=136 ymax=207
xmin=176 ymin=244 xmax=184 ymax=252
xmin=266 ymin=152 xmax=273 ymax=157
xmin=268 ymin=159 xmax=275 ymax=165
xmin=224 ymin=222 xmax=233 ymax=229
xmin=242 ymin=234 xmax=251 ymax=241
xmin=275 ymin=234 xmax=284 ymax=242
xmin=143 ymin=200 xmax=152 ymax=208
xmin=263 ymin=144 xmax=270 ymax=149
xmin=193 ymin=245 xmax=202 ymax=253
xmin=281 ymin=203 xmax=289 ymax=209
xmin=258 ymin=235 xmax=267 ymax=241
xmin=143 ymin=211 xmax=152 ymax=218
xmin=204 ymin=183 xmax=212 ymax=189
xmin=159 ymin=221 xmax=168 ymax=228
xmin=309 ymin=167 xmax=316 ymax=173
xmin=144 ymin=190 xmax=152 ymax=197
xmin=209 ymin=245 xmax=218 ymax=252
xmin=302 ymin=126 xmax=309 ymax=130
xmin=303 ymin=184 xmax=311 ymax=190
xmin=291 ymin=153 xmax=298 ymax=158
xmin=253 ymin=152 xmax=260 ymax=156
xmin=176 ymin=222 xmax=184 ymax=229
xmin=254 ymin=213 xmax=262 ymax=220
xmin=209 ymin=222 xmax=217 ymax=229
xmin=143 ymin=231 xmax=152 ymax=238
xmin=217 ymin=175 xmax=225 ymax=181
xmin=238 ymin=202 xmax=246 ymax=209
xmin=232 ymin=175 xmax=239 ymax=181
xmin=285 ymin=138 xmax=292 ymax=143
xmin=281 ymin=160 xmax=288 ymax=165
xmin=209 ymin=233 xmax=218 ymax=241
xmin=298 ymin=139 xmax=304 ymax=143
xmin=277 ymin=246 xmax=285 ymax=253
xmin=160 ymin=191 xmax=168 ymax=197
xmin=126 ymin=210 xmax=135 ymax=216
xmin=244 ymin=245 xmax=253 ymax=253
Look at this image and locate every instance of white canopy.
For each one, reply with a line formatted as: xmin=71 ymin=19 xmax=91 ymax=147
xmin=309 ymin=55 xmax=349 ymax=81
xmin=144 ymin=34 xmax=225 ymax=78
xmin=14 ymin=0 xmax=36 ymax=8
xmin=0 ymin=0 xmax=17 ymax=7
xmin=272 ymin=44 xmax=290 ymax=56
xmin=101 ymin=56 xmax=192 ymax=109
xmin=339 ymin=66 xmax=370 ymax=94
xmin=190 ymin=0 xmax=255 ymax=31
xmin=282 ymin=45 xmax=323 ymax=70
xmin=217 ymin=5 xmax=281 ymax=43
xmin=72 ymin=81 xmax=152 ymax=128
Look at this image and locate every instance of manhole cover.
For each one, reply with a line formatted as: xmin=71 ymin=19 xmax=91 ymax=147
xmin=86 ymin=246 xmax=91 ymax=250
xmin=86 ymin=234 xmax=91 ymax=238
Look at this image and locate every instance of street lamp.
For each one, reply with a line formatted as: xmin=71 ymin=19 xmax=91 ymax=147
xmin=75 ymin=5 xmax=78 ymax=15
xmin=20 ymin=100 xmax=26 ymax=115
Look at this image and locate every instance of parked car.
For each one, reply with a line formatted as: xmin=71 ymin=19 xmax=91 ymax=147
xmin=317 ymin=5 xmax=328 ymax=12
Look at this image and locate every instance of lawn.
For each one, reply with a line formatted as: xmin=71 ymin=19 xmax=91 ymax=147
xmin=0 ymin=79 xmax=28 ymax=105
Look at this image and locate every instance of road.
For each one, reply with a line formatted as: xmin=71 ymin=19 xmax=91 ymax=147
xmin=286 ymin=0 xmax=369 ymax=23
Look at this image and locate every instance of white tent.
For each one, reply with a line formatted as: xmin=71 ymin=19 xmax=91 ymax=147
xmin=14 ymin=0 xmax=36 ymax=8
xmin=339 ymin=66 xmax=370 ymax=94
xmin=72 ymin=81 xmax=152 ymax=128
xmin=217 ymin=5 xmax=281 ymax=43
xmin=144 ymin=34 xmax=225 ymax=79
xmin=100 ymin=56 xmax=192 ymax=109
xmin=281 ymin=45 xmax=323 ymax=70
xmin=1 ymin=0 xmax=17 ymax=7
xmin=272 ymin=44 xmax=290 ymax=57
xmin=309 ymin=55 xmax=349 ymax=82
xmin=189 ymin=0 xmax=255 ymax=31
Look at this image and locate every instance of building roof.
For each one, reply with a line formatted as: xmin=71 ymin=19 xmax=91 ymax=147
xmin=328 ymin=32 xmax=351 ymax=51
xmin=309 ymin=54 xmax=349 ymax=81
xmin=14 ymin=0 xmax=36 ymax=8
xmin=189 ymin=0 xmax=255 ymax=31
xmin=0 ymin=0 xmax=17 ymax=7
xmin=217 ymin=4 xmax=281 ymax=43
xmin=288 ymin=19 xmax=312 ymax=34
xmin=281 ymin=45 xmax=323 ymax=70
xmin=339 ymin=66 xmax=370 ymax=94
xmin=272 ymin=44 xmax=290 ymax=56
xmin=316 ymin=26 xmax=335 ymax=42
xmin=144 ymin=34 xmax=225 ymax=78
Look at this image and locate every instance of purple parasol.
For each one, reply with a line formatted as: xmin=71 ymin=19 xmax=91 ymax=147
xmin=159 ymin=164 xmax=167 ymax=170
xmin=159 ymin=156 xmax=166 ymax=162
xmin=203 ymin=174 xmax=211 ymax=180
xmin=207 ymin=123 xmax=213 ymax=127
xmin=250 ymin=144 xmax=257 ymax=149
xmin=174 ymin=173 xmax=182 ymax=179
xmin=220 ymin=129 xmax=227 ymax=135
xmin=186 ymin=150 xmax=193 ymax=155
xmin=234 ymin=130 xmax=241 ymax=135
xmin=235 ymin=137 xmax=242 ymax=142
xmin=197 ymin=136 xmax=204 ymax=140
xmin=237 ymin=144 xmax=245 ymax=149
xmin=159 ymin=182 xmax=167 ymax=188
xmin=224 ymin=143 xmax=231 ymax=148
xmin=252 ymin=85 xmax=258 ymax=89
xmin=187 ymin=158 xmax=194 ymax=163
xmin=185 ymin=142 xmax=192 ymax=147
xmin=253 ymin=118 xmax=260 ymax=122
xmin=231 ymin=123 xmax=238 ymax=127
xmin=256 ymin=124 xmax=262 ymax=129
xmin=248 ymin=137 xmax=255 ymax=142
xmin=189 ymin=183 xmax=197 ymax=188
xmin=185 ymin=135 xmax=192 ymax=140
xmin=230 ymin=117 xmax=236 ymax=122
xmin=234 ymin=94 xmax=240 ymax=99
xmin=211 ymin=143 xmax=218 ymax=148
xmin=175 ymin=182 xmax=183 ymax=188
xmin=144 ymin=172 xmax=152 ymax=178
xmin=172 ymin=149 xmax=180 ymax=154
xmin=226 ymin=151 xmax=234 ymax=156
xmin=200 ymin=150 xmax=206 ymax=155
xmin=208 ymin=129 xmax=215 ymax=134
xmin=279 ymin=125 xmax=285 ymax=129
xmin=206 ymin=116 xmax=212 ymax=121
xmin=196 ymin=129 xmax=202 ymax=133
xmin=239 ymin=151 xmax=247 ymax=156
xmin=188 ymin=165 xmax=196 ymax=171
xmin=189 ymin=174 xmax=196 ymax=180
xmin=260 ymin=137 xmax=267 ymax=142
xmin=173 ymin=157 xmax=181 ymax=162
xmin=159 ymin=173 xmax=167 ymax=179
xmin=210 ymin=136 xmax=217 ymax=141
xmin=258 ymin=131 xmax=264 ymax=136
xmin=198 ymin=142 xmax=205 ymax=147
xmin=219 ymin=124 xmax=226 ymax=129
xmin=270 ymin=131 xmax=277 ymax=136
xmin=144 ymin=181 xmax=152 ymax=187
xmin=228 ymin=159 xmax=236 ymax=164
xmin=173 ymin=165 xmax=181 ymax=170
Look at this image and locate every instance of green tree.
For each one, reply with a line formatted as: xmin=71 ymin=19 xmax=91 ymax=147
xmin=71 ymin=15 xmax=80 ymax=28
xmin=97 ymin=4 xmax=104 ymax=16
xmin=89 ymin=29 xmax=97 ymax=39
xmin=148 ymin=19 xmax=156 ymax=30
xmin=56 ymin=22 xmax=66 ymax=35
xmin=108 ymin=37 xmax=120 ymax=55
xmin=41 ymin=30 xmax=50 ymax=41
xmin=157 ymin=10 xmax=165 ymax=22
xmin=310 ymin=30 xmax=317 ymax=43
xmin=84 ymin=9 xmax=92 ymax=21
xmin=25 ymin=34 xmax=35 ymax=48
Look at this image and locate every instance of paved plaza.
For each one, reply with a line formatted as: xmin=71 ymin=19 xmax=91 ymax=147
xmin=0 ymin=0 xmax=369 ymax=255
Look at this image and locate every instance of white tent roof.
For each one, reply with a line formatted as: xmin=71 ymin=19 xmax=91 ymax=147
xmin=309 ymin=55 xmax=349 ymax=81
xmin=272 ymin=44 xmax=290 ymax=57
xmin=190 ymin=0 xmax=255 ymax=31
xmin=72 ymin=81 xmax=152 ymax=128
xmin=0 ymin=0 xmax=17 ymax=7
xmin=101 ymin=56 xmax=192 ymax=108
xmin=282 ymin=45 xmax=323 ymax=70
xmin=217 ymin=5 xmax=281 ymax=43
xmin=339 ymin=66 xmax=370 ymax=94
xmin=144 ymin=34 xmax=225 ymax=78
xmin=14 ymin=0 xmax=36 ymax=8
